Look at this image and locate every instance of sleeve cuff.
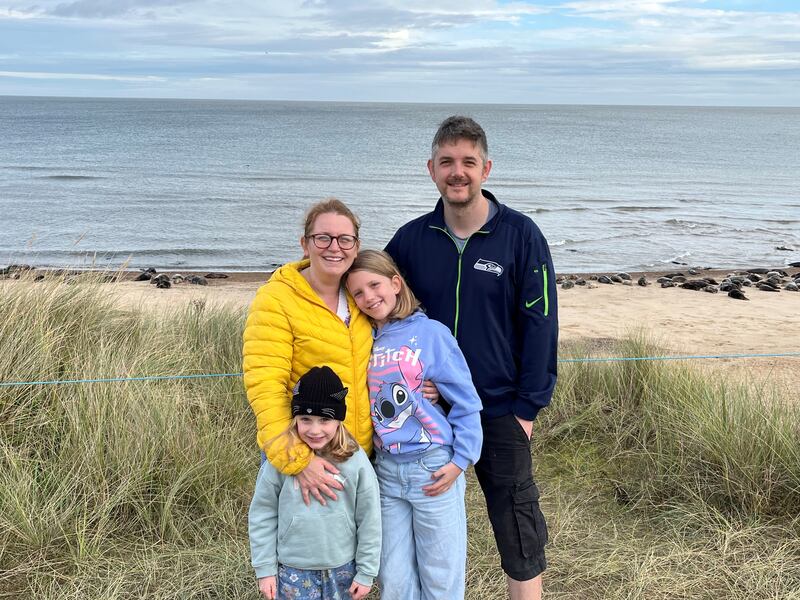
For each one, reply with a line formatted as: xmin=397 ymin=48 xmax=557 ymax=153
xmin=452 ymin=453 xmax=470 ymax=472
xmin=512 ymin=402 xmax=542 ymax=422
xmin=353 ymin=572 xmax=375 ymax=587
xmin=253 ymin=563 xmax=278 ymax=579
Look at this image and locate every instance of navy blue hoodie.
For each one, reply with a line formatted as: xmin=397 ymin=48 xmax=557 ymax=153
xmin=386 ymin=190 xmax=558 ymax=421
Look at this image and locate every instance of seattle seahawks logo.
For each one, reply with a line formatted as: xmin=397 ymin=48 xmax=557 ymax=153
xmin=473 ymin=258 xmax=503 ymax=277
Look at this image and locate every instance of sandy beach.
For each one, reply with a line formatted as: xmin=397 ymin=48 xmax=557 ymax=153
xmin=4 ymin=266 xmax=798 ymax=387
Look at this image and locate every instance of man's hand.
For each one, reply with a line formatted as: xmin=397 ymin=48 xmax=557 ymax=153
xmin=295 ymin=454 xmax=343 ymax=506
xmin=349 ymin=581 xmax=371 ymax=600
xmin=421 ymin=379 xmax=439 ymax=402
xmin=258 ymin=576 xmax=276 ymax=599
xmin=515 ymin=415 xmax=533 ymax=440
xmin=422 ymin=461 xmax=463 ymax=496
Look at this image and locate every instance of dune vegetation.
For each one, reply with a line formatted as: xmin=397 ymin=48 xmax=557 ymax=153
xmin=1 ymin=276 xmax=798 ymax=599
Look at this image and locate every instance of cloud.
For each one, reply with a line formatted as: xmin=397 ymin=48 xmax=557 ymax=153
xmin=0 ymin=0 xmax=797 ymax=104
xmin=0 ymin=69 xmax=165 ymax=80
xmin=15 ymin=0 xmax=197 ymax=18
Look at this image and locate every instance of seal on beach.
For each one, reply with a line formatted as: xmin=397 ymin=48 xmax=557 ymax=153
xmin=637 ymin=276 xmax=649 ymax=286
xmin=1 ymin=264 xmax=35 ymax=278
xmin=205 ymin=272 xmax=229 ymax=279
xmin=135 ymin=267 xmax=157 ymax=282
xmin=728 ymin=289 xmax=748 ymax=300
xmin=561 ymin=280 xmax=575 ymax=290
xmin=680 ymin=280 xmax=711 ymax=291
xmin=784 ymin=282 xmax=799 ymax=292
xmin=151 ymin=273 xmax=171 ymax=288
xmin=598 ymin=275 xmax=614 ymax=284
xmin=756 ymin=282 xmax=779 ymax=292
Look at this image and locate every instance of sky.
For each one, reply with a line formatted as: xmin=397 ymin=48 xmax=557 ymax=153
xmin=1 ymin=0 xmax=799 ymax=106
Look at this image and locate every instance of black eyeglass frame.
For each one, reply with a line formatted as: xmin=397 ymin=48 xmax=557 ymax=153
xmin=305 ymin=233 xmax=359 ymax=250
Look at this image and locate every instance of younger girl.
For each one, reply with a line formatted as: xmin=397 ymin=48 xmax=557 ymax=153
xmin=345 ymin=250 xmax=483 ymax=600
xmin=248 ymin=365 xmax=381 ymax=600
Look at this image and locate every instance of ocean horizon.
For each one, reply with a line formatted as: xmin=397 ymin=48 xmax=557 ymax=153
xmin=2 ymin=96 xmax=798 ymax=273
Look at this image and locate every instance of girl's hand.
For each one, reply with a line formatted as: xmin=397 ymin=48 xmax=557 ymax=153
xmin=349 ymin=581 xmax=371 ymax=600
xmin=422 ymin=461 xmax=463 ymax=496
xmin=296 ymin=454 xmax=343 ymax=506
xmin=421 ymin=379 xmax=440 ymax=402
xmin=258 ymin=576 xmax=276 ymax=599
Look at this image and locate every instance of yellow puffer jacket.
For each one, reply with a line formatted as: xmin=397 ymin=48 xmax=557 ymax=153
xmin=243 ymin=259 xmax=373 ymax=475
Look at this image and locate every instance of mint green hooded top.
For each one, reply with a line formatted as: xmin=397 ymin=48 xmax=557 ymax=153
xmin=248 ymin=448 xmax=381 ymax=586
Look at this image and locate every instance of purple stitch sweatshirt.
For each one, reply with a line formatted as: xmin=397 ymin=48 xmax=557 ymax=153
xmin=368 ymin=310 xmax=483 ymax=471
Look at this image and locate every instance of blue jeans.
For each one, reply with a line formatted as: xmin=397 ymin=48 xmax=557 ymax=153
xmin=374 ymin=447 xmax=467 ymax=600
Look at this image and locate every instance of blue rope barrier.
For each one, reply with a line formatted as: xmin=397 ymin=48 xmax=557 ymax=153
xmin=0 ymin=373 xmax=242 ymax=388
xmin=559 ymin=352 xmax=800 ymax=363
xmin=0 ymin=351 xmax=798 ymax=388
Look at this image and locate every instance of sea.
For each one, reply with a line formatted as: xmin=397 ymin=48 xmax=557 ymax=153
xmin=1 ymin=96 xmax=798 ymax=274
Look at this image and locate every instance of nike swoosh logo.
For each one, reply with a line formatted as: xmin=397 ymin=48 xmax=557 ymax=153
xmin=525 ymin=296 xmax=543 ymax=308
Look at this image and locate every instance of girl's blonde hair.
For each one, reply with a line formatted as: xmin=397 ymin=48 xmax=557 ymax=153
xmin=268 ymin=416 xmax=359 ymax=464
xmin=345 ymin=249 xmax=420 ymax=324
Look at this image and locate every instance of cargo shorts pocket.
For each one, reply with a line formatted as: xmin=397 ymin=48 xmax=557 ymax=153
xmin=512 ymin=481 xmax=548 ymax=558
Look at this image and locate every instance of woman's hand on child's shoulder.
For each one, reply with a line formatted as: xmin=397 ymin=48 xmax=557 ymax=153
xmin=349 ymin=581 xmax=371 ymax=600
xmin=296 ymin=454 xmax=344 ymax=506
xmin=258 ymin=576 xmax=276 ymax=599
xmin=421 ymin=379 xmax=439 ymax=402
xmin=422 ymin=461 xmax=463 ymax=497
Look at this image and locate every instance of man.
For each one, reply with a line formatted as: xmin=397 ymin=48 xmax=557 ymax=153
xmin=385 ymin=115 xmax=557 ymax=600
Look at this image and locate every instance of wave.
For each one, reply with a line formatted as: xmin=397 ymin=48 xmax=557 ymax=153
xmin=38 ymin=175 xmax=105 ymax=181
xmin=759 ymin=218 xmax=800 ymax=225
xmin=17 ymin=248 xmax=259 ymax=259
xmin=611 ymin=205 xmax=673 ymax=212
xmin=1 ymin=165 xmax=59 ymax=171
xmin=531 ymin=207 xmax=590 ymax=213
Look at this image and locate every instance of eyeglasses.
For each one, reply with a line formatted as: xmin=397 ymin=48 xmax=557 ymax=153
xmin=305 ymin=233 xmax=358 ymax=250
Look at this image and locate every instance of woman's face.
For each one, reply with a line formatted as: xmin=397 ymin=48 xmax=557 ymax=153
xmin=301 ymin=212 xmax=359 ymax=281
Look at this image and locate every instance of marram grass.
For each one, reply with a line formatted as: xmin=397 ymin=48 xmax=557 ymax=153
xmin=1 ymin=278 xmax=798 ymax=599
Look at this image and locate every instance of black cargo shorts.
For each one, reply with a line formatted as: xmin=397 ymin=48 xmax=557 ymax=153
xmin=474 ymin=412 xmax=548 ymax=581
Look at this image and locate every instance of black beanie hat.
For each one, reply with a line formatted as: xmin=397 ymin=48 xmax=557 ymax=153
xmin=291 ymin=366 xmax=348 ymax=421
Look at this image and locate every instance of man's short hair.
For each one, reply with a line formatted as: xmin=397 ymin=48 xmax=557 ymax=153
xmin=431 ymin=115 xmax=489 ymax=164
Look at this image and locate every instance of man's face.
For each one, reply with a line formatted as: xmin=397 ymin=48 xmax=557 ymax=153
xmin=427 ymin=138 xmax=492 ymax=208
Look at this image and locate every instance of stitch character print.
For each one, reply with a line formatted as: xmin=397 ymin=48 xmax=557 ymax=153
xmin=369 ymin=345 xmax=445 ymax=454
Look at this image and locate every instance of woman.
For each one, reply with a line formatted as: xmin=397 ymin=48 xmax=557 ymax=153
xmin=243 ymin=198 xmax=372 ymax=505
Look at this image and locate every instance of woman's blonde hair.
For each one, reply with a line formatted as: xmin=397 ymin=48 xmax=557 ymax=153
xmin=303 ymin=197 xmax=361 ymax=238
xmin=267 ymin=416 xmax=359 ymax=464
xmin=345 ymin=249 xmax=420 ymax=324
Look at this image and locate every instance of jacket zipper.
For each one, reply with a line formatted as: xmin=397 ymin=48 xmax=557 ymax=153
xmin=542 ymin=263 xmax=550 ymax=317
xmin=430 ymin=226 xmax=488 ymax=337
